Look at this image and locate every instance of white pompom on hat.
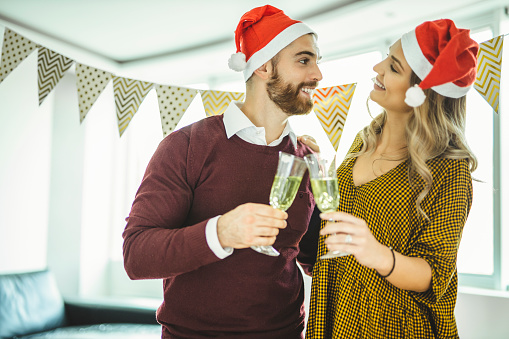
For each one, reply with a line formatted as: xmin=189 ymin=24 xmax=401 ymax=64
xmin=229 ymin=5 xmax=316 ymax=81
xmin=400 ymin=19 xmax=479 ymax=107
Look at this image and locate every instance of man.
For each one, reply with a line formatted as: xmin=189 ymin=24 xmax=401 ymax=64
xmin=123 ymin=5 xmax=322 ymax=338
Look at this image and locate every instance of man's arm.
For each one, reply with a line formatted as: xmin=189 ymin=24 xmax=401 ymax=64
xmin=296 ymin=206 xmax=321 ymax=275
xmin=123 ymin=131 xmax=288 ymax=280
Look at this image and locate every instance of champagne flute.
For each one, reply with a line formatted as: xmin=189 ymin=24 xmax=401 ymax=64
xmin=251 ymin=152 xmax=308 ymax=256
xmin=304 ymin=153 xmax=348 ymax=259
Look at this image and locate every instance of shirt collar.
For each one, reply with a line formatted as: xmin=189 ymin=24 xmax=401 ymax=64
xmin=223 ymin=102 xmax=298 ymax=147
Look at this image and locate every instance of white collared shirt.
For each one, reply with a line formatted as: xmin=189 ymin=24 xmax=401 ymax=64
xmin=206 ymin=102 xmax=298 ymax=259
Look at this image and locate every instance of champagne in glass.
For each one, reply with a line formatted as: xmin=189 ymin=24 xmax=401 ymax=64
xmin=304 ymin=153 xmax=348 ymax=259
xmin=269 ymin=175 xmax=303 ymax=211
xmin=310 ymin=178 xmax=340 ymax=213
xmin=252 ymin=152 xmax=307 ymax=257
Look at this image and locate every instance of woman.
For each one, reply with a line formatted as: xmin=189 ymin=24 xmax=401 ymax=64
xmin=306 ymin=19 xmax=478 ymax=338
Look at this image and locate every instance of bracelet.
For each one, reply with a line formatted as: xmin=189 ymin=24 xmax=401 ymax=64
xmin=378 ymin=246 xmax=395 ymax=278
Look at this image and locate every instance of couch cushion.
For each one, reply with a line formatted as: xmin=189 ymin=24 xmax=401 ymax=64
xmin=15 ymin=323 xmax=161 ymax=338
xmin=0 ymin=270 xmax=66 ymax=338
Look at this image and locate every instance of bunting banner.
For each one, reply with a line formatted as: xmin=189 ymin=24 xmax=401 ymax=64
xmin=38 ymin=47 xmax=74 ymax=105
xmin=1 ymin=25 xmax=506 ymax=144
xmin=76 ymin=63 xmax=112 ymax=122
xmin=0 ymin=28 xmax=38 ymax=84
xmin=474 ymin=35 xmax=504 ymax=114
xmin=156 ymin=85 xmax=197 ymax=137
xmin=200 ymin=90 xmax=245 ymax=116
xmin=113 ymin=76 xmax=153 ymax=136
xmin=313 ymin=84 xmax=356 ymax=151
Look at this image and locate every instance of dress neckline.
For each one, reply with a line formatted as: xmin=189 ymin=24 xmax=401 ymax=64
xmin=349 ymin=156 xmax=408 ymax=189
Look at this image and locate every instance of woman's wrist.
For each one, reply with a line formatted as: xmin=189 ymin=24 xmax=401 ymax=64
xmin=376 ymin=246 xmax=396 ymax=278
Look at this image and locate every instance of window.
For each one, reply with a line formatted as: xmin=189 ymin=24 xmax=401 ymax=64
xmin=91 ymin=14 xmax=508 ymax=298
xmin=457 ymin=29 xmax=495 ymax=279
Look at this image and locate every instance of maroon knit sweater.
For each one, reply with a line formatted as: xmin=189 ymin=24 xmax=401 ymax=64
xmin=123 ymin=115 xmax=316 ymax=338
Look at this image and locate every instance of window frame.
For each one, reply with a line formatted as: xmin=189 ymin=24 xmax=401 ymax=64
xmin=103 ymin=8 xmax=508 ymax=297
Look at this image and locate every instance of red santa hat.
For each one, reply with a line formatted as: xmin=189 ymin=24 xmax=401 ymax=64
xmin=228 ymin=5 xmax=316 ymax=81
xmin=401 ymin=19 xmax=479 ymax=107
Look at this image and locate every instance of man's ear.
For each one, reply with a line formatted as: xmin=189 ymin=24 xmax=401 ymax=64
xmin=253 ymin=61 xmax=271 ymax=80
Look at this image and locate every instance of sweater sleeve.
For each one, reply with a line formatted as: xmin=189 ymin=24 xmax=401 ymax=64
xmin=297 ymin=206 xmax=321 ymax=275
xmin=122 ymin=130 xmax=221 ymax=280
xmin=407 ymin=159 xmax=473 ymax=305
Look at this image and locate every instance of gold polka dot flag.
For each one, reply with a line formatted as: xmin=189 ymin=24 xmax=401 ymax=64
xmin=474 ymin=35 xmax=504 ymax=114
xmin=38 ymin=46 xmax=74 ymax=105
xmin=313 ymin=84 xmax=356 ymax=151
xmin=200 ymin=90 xmax=245 ymax=116
xmin=0 ymin=28 xmax=38 ymax=84
xmin=75 ymin=63 xmax=112 ymax=123
xmin=156 ymin=85 xmax=198 ymax=137
xmin=113 ymin=76 xmax=153 ymax=136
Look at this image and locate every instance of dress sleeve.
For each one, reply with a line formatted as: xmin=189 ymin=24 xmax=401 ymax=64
xmin=407 ymin=159 xmax=473 ymax=305
xmin=122 ymin=130 xmax=221 ymax=280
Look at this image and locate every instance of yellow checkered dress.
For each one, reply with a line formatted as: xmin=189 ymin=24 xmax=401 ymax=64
xmin=306 ymin=134 xmax=473 ymax=339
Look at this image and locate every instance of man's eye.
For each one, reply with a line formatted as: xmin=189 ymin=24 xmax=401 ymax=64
xmin=300 ymin=58 xmax=310 ymax=64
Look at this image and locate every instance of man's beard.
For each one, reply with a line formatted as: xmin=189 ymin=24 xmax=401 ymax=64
xmin=266 ymin=68 xmax=317 ymax=116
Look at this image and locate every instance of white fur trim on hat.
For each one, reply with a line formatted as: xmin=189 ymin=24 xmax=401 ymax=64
xmin=228 ymin=52 xmax=247 ymax=71
xmin=405 ymin=84 xmax=426 ymax=107
xmin=401 ymin=29 xmax=472 ymax=99
xmin=242 ymin=22 xmax=316 ymax=81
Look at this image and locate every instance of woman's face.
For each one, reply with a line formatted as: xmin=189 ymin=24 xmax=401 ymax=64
xmin=370 ymin=39 xmax=414 ymax=115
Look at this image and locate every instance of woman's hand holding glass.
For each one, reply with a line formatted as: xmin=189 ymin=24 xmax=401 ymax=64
xmin=318 ymin=211 xmax=389 ymax=268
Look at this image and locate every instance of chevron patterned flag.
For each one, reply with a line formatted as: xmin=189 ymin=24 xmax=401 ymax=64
xmin=38 ymin=47 xmax=74 ymax=105
xmin=113 ymin=76 xmax=153 ymax=136
xmin=76 ymin=63 xmax=112 ymax=123
xmin=0 ymin=28 xmax=38 ymax=84
xmin=200 ymin=90 xmax=245 ymax=116
xmin=156 ymin=85 xmax=198 ymax=137
xmin=313 ymin=84 xmax=356 ymax=151
xmin=474 ymin=35 xmax=504 ymax=114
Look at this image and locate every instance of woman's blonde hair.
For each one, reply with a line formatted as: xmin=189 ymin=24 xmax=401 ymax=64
xmin=353 ymin=71 xmax=477 ymax=219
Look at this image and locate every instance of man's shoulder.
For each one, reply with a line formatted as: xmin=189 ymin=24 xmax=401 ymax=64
xmin=180 ymin=115 xmax=224 ymax=134
xmin=159 ymin=115 xmax=225 ymax=150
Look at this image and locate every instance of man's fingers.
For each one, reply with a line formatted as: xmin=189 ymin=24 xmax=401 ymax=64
xmin=258 ymin=206 xmax=288 ymax=220
xmin=254 ymin=215 xmax=287 ymax=229
xmin=254 ymin=226 xmax=281 ymax=237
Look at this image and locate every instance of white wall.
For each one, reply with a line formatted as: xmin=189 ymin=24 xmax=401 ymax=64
xmin=0 ymin=47 xmax=88 ymax=297
xmin=0 ymin=25 xmax=508 ymax=339
xmin=456 ymin=288 xmax=509 ymax=339
xmin=0 ymin=52 xmax=52 ymax=273
xmin=44 ymin=69 xmax=86 ymax=297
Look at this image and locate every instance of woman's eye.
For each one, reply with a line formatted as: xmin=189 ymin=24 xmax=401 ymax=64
xmin=390 ymin=64 xmax=398 ymax=73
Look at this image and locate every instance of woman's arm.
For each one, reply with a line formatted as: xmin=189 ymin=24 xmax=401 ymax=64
xmin=319 ymin=211 xmax=432 ymax=292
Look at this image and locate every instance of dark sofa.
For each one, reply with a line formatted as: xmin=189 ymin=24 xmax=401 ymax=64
xmin=0 ymin=270 xmax=162 ymax=338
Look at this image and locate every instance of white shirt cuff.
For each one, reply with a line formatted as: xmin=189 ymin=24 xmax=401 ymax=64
xmin=206 ymin=216 xmax=233 ymax=259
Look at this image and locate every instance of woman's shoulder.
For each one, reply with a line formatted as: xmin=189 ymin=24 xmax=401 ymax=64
xmin=427 ymin=157 xmax=470 ymax=172
xmin=427 ymin=157 xmax=472 ymax=185
xmin=346 ymin=131 xmax=364 ymax=154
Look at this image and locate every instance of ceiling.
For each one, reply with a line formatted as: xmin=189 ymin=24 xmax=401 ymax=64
xmin=0 ymin=0 xmax=507 ymax=85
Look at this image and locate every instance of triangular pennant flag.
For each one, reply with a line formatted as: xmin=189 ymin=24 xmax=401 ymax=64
xmin=0 ymin=28 xmax=38 ymax=84
xmin=113 ymin=76 xmax=153 ymax=136
xmin=76 ymin=63 xmax=112 ymax=123
xmin=313 ymin=84 xmax=356 ymax=151
xmin=474 ymin=35 xmax=503 ymax=114
xmin=38 ymin=47 xmax=74 ymax=105
xmin=200 ymin=90 xmax=245 ymax=116
xmin=156 ymin=85 xmax=197 ymax=137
